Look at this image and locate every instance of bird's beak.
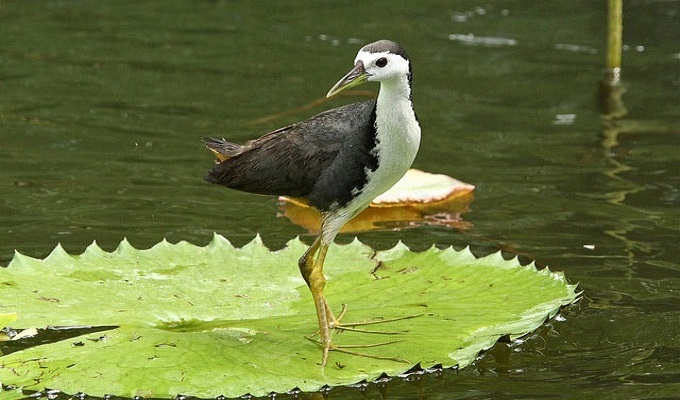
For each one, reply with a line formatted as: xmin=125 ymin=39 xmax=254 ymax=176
xmin=326 ymin=61 xmax=369 ymax=98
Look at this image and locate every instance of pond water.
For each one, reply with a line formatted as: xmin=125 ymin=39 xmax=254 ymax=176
xmin=1 ymin=1 xmax=679 ymax=399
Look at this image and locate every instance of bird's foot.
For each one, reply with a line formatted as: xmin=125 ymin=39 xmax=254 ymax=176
xmin=308 ymin=305 xmax=424 ymax=365
xmin=327 ymin=303 xmax=424 ymax=335
xmin=305 ymin=335 xmax=411 ymax=365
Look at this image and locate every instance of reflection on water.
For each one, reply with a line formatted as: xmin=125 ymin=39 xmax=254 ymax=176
xmin=1 ymin=0 xmax=679 ymax=398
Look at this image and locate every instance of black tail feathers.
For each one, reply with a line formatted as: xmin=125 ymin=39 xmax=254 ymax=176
xmin=201 ymin=137 xmax=241 ymax=161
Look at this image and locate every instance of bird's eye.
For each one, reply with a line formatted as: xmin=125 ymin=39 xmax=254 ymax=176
xmin=375 ymin=57 xmax=388 ymax=68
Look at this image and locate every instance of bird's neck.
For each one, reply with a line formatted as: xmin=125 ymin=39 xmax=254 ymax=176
xmin=370 ymin=72 xmax=421 ymax=201
xmin=375 ymin=73 xmax=420 ymax=147
xmin=376 ymin=74 xmax=413 ymax=108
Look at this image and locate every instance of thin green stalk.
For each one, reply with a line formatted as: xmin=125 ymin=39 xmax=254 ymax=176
xmin=606 ymin=0 xmax=623 ymax=85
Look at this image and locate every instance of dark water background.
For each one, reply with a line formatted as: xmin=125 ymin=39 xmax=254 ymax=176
xmin=1 ymin=1 xmax=679 ymax=399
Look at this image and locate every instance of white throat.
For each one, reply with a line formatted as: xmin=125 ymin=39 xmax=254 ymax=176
xmin=346 ymin=73 xmax=421 ymax=216
xmin=374 ymin=74 xmax=421 ymax=169
xmin=320 ymin=63 xmax=421 ymax=245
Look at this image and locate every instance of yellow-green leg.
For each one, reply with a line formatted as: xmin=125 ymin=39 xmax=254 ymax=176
xmin=298 ymin=235 xmax=423 ymax=366
xmin=298 ymin=236 xmax=333 ymax=366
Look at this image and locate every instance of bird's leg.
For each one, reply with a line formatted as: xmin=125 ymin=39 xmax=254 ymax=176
xmin=325 ymin=303 xmax=347 ymax=328
xmin=298 ymin=236 xmax=423 ymax=366
xmin=309 ymin=243 xmax=332 ymax=364
xmin=298 ymin=236 xmax=320 ymax=283
xmin=298 ymin=237 xmax=333 ymax=365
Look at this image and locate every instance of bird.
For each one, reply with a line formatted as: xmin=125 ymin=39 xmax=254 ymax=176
xmin=202 ymin=39 xmax=421 ymax=366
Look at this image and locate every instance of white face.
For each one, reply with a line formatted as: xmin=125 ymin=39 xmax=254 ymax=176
xmin=354 ymin=50 xmax=410 ymax=83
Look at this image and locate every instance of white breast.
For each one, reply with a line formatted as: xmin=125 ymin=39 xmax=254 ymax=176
xmin=366 ymin=96 xmax=421 ymax=201
xmin=320 ymin=73 xmax=421 ymax=244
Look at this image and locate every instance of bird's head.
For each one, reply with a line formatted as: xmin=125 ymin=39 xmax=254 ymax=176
xmin=326 ymin=40 xmax=411 ymax=98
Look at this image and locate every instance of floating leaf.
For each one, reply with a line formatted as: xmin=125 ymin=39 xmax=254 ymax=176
xmin=0 ymin=235 xmax=578 ymax=398
xmin=370 ymin=168 xmax=475 ymax=206
xmin=280 ymin=169 xmax=475 ymax=233
xmin=0 ymin=313 xmax=18 ymax=343
xmin=0 ymin=387 xmax=23 ymax=400
xmin=0 ymin=314 xmax=16 ymax=331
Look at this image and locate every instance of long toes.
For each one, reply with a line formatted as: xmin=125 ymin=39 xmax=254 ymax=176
xmin=332 ymin=313 xmax=425 ymax=335
xmin=306 ymin=336 xmax=408 ymax=364
xmin=334 ymin=326 xmax=409 ymax=335
xmin=331 ymin=345 xmax=411 ymax=364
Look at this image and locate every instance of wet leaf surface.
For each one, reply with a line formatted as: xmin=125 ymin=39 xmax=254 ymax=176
xmin=0 ymin=235 xmax=578 ymax=398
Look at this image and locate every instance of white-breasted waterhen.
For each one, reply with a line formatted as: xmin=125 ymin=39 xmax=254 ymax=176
xmin=203 ymin=40 xmax=421 ymax=366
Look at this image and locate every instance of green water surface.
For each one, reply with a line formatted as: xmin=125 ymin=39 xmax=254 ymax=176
xmin=1 ymin=1 xmax=679 ymax=399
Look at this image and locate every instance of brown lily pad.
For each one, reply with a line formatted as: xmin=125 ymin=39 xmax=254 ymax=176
xmin=279 ymin=169 xmax=475 ymax=233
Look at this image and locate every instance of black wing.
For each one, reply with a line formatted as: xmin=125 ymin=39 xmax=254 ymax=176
xmin=204 ymin=100 xmax=378 ymax=211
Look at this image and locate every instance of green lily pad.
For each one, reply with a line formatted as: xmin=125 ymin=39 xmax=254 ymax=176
xmin=0 ymin=314 xmax=16 ymax=331
xmin=0 ymin=235 xmax=578 ymax=398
